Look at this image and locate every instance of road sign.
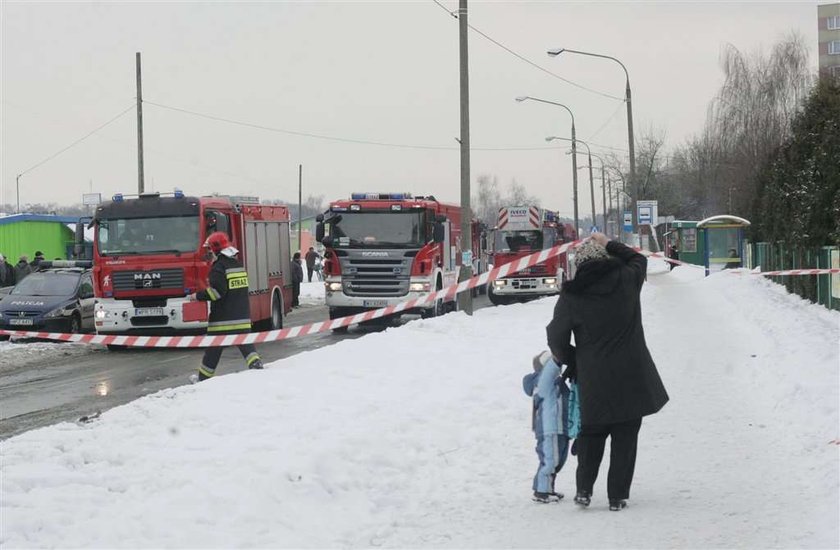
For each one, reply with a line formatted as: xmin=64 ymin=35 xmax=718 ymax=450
xmin=82 ymin=193 xmax=101 ymax=206
xmin=637 ymin=200 xmax=658 ymax=225
xmin=623 ymin=211 xmax=632 ymax=232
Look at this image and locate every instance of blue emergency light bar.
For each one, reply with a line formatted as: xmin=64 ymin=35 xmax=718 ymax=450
xmin=112 ymin=190 xmax=186 ymax=202
xmin=350 ymin=193 xmax=413 ymax=200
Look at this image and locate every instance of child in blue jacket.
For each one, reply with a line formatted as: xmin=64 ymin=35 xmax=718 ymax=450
xmin=522 ymin=349 xmax=580 ymax=503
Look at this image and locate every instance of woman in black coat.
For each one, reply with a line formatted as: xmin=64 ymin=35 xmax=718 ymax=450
xmin=546 ymin=232 xmax=668 ymax=511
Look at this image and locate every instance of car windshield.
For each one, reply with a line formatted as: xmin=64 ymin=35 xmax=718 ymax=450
xmin=97 ymin=216 xmax=200 ymax=255
xmin=326 ymin=211 xmax=427 ymax=248
xmin=11 ymin=272 xmax=80 ymax=296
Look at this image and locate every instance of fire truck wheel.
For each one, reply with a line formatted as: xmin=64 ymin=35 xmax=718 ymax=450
xmin=487 ymin=287 xmax=506 ymax=306
xmin=421 ymin=280 xmax=445 ymax=318
xmin=268 ymin=291 xmax=283 ymax=330
xmin=329 ymin=309 xmax=350 ymax=333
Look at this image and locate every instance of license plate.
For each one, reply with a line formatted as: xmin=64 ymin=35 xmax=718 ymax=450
xmin=9 ymin=318 xmax=33 ymax=326
xmin=134 ymin=307 xmax=164 ymax=317
xmin=363 ymin=300 xmax=387 ymax=308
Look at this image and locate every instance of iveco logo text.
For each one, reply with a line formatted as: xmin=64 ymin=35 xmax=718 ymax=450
xmin=361 ymin=252 xmax=389 ymax=257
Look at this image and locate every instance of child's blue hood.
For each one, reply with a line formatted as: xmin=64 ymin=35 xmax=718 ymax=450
xmin=523 ymin=351 xmax=557 ymax=396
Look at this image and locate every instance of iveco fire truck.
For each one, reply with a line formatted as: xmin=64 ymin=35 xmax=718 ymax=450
xmin=315 ymin=192 xmax=480 ymax=330
xmin=90 ymin=191 xmax=293 ymax=338
xmin=488 ymin=205 xmax=575 ymax=305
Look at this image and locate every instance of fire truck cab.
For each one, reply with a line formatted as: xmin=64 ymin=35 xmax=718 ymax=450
xmin=90 ymin=191 xmax=293 ymax=336
xmin=316 ymin=193 xmax=468 ymax=328
xmin=488 ymin=206 xmax=571 ymax=305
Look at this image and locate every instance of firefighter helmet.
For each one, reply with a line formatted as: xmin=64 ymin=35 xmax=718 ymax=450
xmin=204 ymin=231 xmax=230 ymax=254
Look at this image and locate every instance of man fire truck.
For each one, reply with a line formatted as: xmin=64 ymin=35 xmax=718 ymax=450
xmin=89 ymin=191 xmax=293 ymax=340
xmin=315 ymin=192 xmax=483 ymax=331
xmin=488 ymin=205 xmax=575 ymax=306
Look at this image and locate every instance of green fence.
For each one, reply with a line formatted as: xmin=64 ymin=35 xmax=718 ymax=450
xmin=749 ymin=242 xmax=839 ymax=311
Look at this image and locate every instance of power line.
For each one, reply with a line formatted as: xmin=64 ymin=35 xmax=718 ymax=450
xmin=145 ymin=100 xmax=566 ymax=152
xmin=584 ymin=100 xmax=626 ymax=142
xmin=430 ymin=0 xmax=624 ymax=102
xmin=18 ymin=104 xmax=135 ymax=177
xmin=145 ymin=100 xmax=457 ymax=151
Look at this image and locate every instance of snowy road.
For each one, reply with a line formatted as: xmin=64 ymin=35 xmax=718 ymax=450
xmin=1 ymin=284 xmax=486 ymax=439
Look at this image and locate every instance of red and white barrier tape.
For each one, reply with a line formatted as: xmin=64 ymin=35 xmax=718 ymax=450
xmin=0 ymin=240 xmax=582 ymax=348
xmin=643 ymin=251 xmax=840 ymax=277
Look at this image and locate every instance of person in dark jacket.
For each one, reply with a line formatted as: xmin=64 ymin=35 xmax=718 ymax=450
xmin=189 ymin=232 xmax=263 ymax=382
xmin=14 ymin=256 xmax=32 ymax=283
xmin=304 ymin=247 xmax=320 ymax=282
xmin=722 ymin=248 xmax=741 ymax=270
xmin=30 ymin=251 xmax=45 ymax=271
xmin=291 ymin=252 xmax=304 ymax=307
xmin=0 ymin=254 xmax=15 ymax=287
xmin=546 ymin=232 xmax=669 ymax=512
xmin=667 ymin=243 xmax=679 ymax=271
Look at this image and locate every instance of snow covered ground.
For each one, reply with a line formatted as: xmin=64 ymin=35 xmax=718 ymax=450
xmin=1 ymin=262 xmax=838 ymax=548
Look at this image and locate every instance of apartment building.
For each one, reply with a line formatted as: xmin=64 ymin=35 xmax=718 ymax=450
xmin=818 ymin=2 xmax=840 ymax=78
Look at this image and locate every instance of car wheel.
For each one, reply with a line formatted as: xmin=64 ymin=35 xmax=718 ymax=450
xmin=69 ymin=314 xmax=81 ymax=334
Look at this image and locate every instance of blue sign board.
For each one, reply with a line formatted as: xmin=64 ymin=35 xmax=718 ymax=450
xmin=623 ymin=211 xmax=632 ymax=232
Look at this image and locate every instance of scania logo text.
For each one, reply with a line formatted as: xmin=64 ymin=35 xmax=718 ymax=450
xmin=361 ymin=251 xmax=389 ymax=257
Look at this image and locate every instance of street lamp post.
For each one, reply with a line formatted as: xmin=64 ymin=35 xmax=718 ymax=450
xmin=550 ymin=136 xmax=596 ymax=233
xmin=515 ymin=96 xmax=579 ymax=236
xmin=16 ymin=174 xmax=21 ymax=214
xmin=547 ymin=47 xmax=636 ymax=232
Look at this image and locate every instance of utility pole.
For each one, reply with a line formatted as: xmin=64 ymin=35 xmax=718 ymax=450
xmin=458 ymin=0 xmax=473 ymax=315
xmin=15 ymin=174 xmax=21 ymax=214
xmin=298 ymin=164 xmax=303 ymax=252
xmin=600 ymin=162 xmax=607 ymax=233
xmin=136 ymin=52 xmax=145 ymax=194
xmin=587 ymin=152 xmax=596 ymax=232
xmin=626 ymin=81 xmax=636 ymax=236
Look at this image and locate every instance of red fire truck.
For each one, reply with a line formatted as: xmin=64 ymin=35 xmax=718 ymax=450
xmin=315 ymin=192 xmax=483 ymax=330
xmin=90 ymin=191 xmax=293 ymax=337
xmin=488 ymin=205 xmax=575 ymax=305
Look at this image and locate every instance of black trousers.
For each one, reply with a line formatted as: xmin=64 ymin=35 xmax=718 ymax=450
xmin=306 ymin=266 xmax=314 ymax=282
xmin=292 ymin=282 xmax=301 ymax=306
xmin=575 ymin=417 xmax=642 ymax=500
xmin=199 ymin=343 xmax=260 ymax=379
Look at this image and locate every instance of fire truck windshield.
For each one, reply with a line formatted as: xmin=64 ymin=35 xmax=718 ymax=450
xmin=327 ymin=211 xmax=426 ymax=248
xmin=496 ymin=230 xmax=543 ymax=252
xmin=96 ymin=216 xmax=200 ymax=255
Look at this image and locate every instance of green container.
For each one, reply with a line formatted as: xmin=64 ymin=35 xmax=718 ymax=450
xmin=0 ymin=214 xmax=79 ymax=264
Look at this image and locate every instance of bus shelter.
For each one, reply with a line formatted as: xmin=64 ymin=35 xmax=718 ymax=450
xmin=697 ymin=215 xmax=751 ymax=276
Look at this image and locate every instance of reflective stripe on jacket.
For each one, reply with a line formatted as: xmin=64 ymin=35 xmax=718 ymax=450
xmin=196 ymin=254 xmax=252 ymax=334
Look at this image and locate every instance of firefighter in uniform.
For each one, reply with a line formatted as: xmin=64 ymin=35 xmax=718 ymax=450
xmin=189 ymin=231 xmax=263 ymax=382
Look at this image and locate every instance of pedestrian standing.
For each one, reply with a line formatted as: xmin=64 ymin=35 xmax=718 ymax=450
xmin=667 ymin=243 xmax=679 ymax=271
xmin=0 ymin=254 xmax=16 ymax=287
xmin=304 ymin=247 xmax=320 ymax=282
xmin=189 ymin=232 xmax=263 ymax=383
xmin=546 ymin=232 xmax=669 ymax=511
xmin=30 ymin=251 xmax=45 ymax=271
xmin=14 ymin=256 xmax=32 ymax=283
xmin=291 ymin=252 xmax=304 ymax=307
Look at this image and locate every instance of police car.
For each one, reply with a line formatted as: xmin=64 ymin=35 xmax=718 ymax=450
xmin=0 ymin=261 xmax=95 ymax=334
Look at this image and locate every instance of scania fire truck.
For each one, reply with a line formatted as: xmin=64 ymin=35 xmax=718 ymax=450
xmin=90 ymin=191 xmax=293 ymax=338
xmin=315 ymin=192 xmax=482 ymax=330
xmin=488 ymin=205 xmax=575 ymax=305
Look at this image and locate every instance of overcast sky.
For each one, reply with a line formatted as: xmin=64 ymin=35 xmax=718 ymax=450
xmin=0 ymin=1 xmax=820 ymax=217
